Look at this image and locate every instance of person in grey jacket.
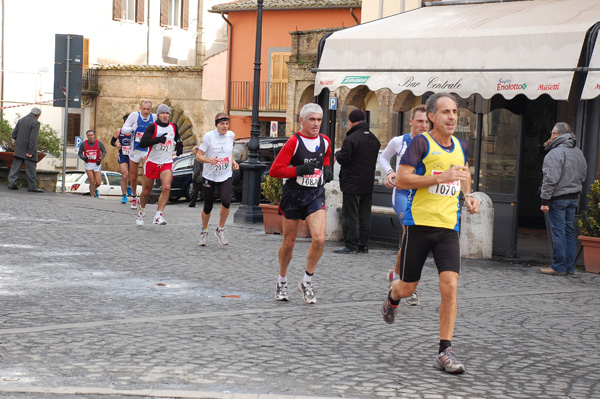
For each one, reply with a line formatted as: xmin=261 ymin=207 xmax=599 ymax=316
xmin=7 ymin=108 xmax=43 ymax=192
xmin=539 ymin=122 xmax=587 ymax=276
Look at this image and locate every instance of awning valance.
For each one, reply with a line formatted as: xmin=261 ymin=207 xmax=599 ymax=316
xmin=582 ymin=36 xmax=600 ymax=100
xmin=314 ymin=0 xmax=600 ymax=101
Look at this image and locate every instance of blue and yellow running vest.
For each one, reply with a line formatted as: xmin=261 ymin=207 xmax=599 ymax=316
xmin=404 ymin=132 xmax=466 ymax=231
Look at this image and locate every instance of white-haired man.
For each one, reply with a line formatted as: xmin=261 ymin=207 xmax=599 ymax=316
xmin=269 ymin=103 xmax=333 ymax=304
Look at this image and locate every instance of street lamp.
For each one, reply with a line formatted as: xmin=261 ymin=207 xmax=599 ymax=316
xmin=234 ymin=0 xmax=266 ymax=223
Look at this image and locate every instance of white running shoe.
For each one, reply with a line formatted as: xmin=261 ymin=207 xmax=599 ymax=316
xmin=275 ymin=281 xmax=289 ymax=301
xmin=131 ymin=197 xmax=138 ymax=210
xmin=136 ymin=209 xmax=145 ymax=226
xmin=153 ymin=214 xmax=166 ymax=225
xmin=215 ymin=228 xmax=229 ymax=246
xmin=198 ymin=231 xmax=209 ymax=246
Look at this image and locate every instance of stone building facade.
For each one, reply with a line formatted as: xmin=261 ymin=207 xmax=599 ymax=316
xmin=83 ymin=66 xmax=224 ymax=172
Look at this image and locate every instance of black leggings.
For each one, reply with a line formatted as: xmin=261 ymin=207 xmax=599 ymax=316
xmin=201 ymin=177 xmax=232 ymax=214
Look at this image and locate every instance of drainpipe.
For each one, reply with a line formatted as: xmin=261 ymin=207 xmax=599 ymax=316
xmin=349 ymin=8 xmax=359 ymax=25
xmin=146 ymin=0 xmax=150 ymax=64
xmin=221 ymin=12 xmax=232 ymax=114
xmin=1 ymin=0 xmax=4 ymax=119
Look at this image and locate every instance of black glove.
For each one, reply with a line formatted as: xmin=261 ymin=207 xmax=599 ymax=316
xmin=96 ymin=159 xmax=102 ymax=166
xmin=324 ymin=166 xmax=333 ymax=183
xmin=154 ymin=135 xmax=167 ymax=145
xmin=83 ymin=157 xmax=89 ymax=162
xmin=175 ymin=141 xmax=183 ymax=156
xmin=296 ymin=162 xmax=318 ymax=176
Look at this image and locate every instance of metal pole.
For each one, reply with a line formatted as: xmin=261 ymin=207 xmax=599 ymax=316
xmin=61 ymin=35 xmax=70 ymax=193
xmin=234 ymin=0 xmax=266 ymax=223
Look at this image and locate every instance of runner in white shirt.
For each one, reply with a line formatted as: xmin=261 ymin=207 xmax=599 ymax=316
xmin=196 ymin=113 xmax=239 ymax=246
xmin=378 ymin=105 xmax=428 ymax=306
xmin=121 ymin=100 xmax=157 ymax=209
xmin=135 ymin=104 xmax=183 ymax=226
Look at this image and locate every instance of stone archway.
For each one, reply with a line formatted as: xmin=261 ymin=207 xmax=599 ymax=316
xmin=159 ymin=99 xmax=197 ymax=151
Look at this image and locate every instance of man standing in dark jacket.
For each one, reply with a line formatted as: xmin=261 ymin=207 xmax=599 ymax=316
xmin=7 ymin=108 xmax=43 ymax=192
xmin=334 ymin=109 xmax=381 ymax=254
xmin=539 ymin=122 xmax=587 ymax=276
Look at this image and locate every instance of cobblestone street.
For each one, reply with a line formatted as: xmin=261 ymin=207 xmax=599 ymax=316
xmin=1 ymin=187 xmax=599 ymax=399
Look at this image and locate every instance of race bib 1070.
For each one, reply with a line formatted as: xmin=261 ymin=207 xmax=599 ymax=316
xmin=428 ymin=170 xmax=460 ymax=197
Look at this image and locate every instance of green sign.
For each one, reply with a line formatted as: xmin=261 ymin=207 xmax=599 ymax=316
xmin=341 ymin=75 xmax=370 ymax=84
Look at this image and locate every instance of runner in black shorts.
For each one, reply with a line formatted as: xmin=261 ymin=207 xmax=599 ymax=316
xmin=381 ymin=93 xmax=480 ymax=374
xmin=195 ymin=113 xmax=239 ymax=246
xmin=269 ymin=103 xmax=333 ymax=304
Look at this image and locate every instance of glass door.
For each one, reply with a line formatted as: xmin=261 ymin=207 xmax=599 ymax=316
xmin=479 ymin=109 xmax=522 ymax=256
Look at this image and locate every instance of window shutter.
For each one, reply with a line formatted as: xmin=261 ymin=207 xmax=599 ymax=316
xmin=269 ymin=52 xmax=290 ymax=110
xmin=83 ymin=39 xmax=90 ymax=69
xmin=113 ymin=0 xmax=122 ymax=21
xmin=160 ymin=0 xmax=169 ymax=27
xmin=181 ymin=0 xmax=189 ymax=29
xmin=136 ymin=0 xmax=145 ymax=24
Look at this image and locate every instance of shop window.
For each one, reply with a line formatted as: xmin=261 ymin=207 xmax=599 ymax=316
xmin=479 ymin=109 xmax=520 ymax=194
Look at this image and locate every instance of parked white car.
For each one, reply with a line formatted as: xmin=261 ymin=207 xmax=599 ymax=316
xmin=55 ymin=170 xmax=141 ymax=197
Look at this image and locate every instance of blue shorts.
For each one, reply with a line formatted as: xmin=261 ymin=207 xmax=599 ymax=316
xmin=279 ymin=185 xmax=325 ymax=220
xmin=118 ymin=153 xmax=130 ymax=164
xmin=392 ymin=189 xmax=410 ymax=225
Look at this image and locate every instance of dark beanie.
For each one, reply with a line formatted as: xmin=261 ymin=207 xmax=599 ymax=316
xmin=348 ymin=109 xmax=365 ymax=123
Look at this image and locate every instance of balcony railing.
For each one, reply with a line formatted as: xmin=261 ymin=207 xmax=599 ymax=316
xmin=83 ymin=68 xmax=99 ymax=92
xmin=230 ymin=81 xmax=288 ymax=112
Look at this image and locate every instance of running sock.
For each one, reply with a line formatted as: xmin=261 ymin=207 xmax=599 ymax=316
xmin=155 ymin=211 xmax=162 ymax=217
xmin=393 ymin=271 xmax=400 ymax=280
xmin=388 ymin=290 xmax=400 ymax=307
xmin=278 ymin=275 xmax=287 ymax=284
xmin=217 ymin=227 xmax=224 ymax=232
xmin=439 ymin=340 xmax=452 ymax=354
xmin=303 ymin=271 xmax=313 ymax=285
xmin=202 ymin=227 xmax=208 ymax=232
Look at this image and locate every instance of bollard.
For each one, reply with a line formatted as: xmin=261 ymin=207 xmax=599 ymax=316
xmin=325 ymin=180 xmax=344 ymax=241
xmin=460 ymin=192 xmax=493 ymax=259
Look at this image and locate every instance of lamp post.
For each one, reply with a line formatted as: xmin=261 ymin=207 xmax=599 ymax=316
xmin=234 ymin=0 xmax=266 ymax=223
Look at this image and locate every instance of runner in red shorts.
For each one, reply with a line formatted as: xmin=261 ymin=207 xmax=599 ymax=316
xmin=136 ymin=104 xmax=183 ymax=225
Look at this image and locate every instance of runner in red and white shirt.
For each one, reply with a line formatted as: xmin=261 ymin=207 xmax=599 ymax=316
xmin=269 ymin=103 xmax=333 ymax=304
xmin=78 ymin=129 xmax=106 ymax=198
xmin=136 ymin=104 xmax=183 ymax=226
xmin=195 ymin=113 xmax=239 ymax=247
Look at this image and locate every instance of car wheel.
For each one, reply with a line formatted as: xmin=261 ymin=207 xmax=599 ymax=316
xmin=184 ymin=183 xmax=192 ymax=202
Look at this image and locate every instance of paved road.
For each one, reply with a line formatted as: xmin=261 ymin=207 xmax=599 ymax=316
xmin=0 ymin=187 xmax=599 ymax=399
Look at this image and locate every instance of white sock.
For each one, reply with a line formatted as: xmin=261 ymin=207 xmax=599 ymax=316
xmin=393 ymin=271 xmax=400 ymax=280
xmin=278 ymin=275 xmax=287 ymax=284
xmin=155 ymin=211 xmax=162 ymax=217
xmin=303 ymin=272 xmax=312 ymax=285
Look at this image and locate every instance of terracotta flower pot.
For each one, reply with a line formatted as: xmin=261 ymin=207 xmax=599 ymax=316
xmin=259 ymin=203 xmax=311 ymax=238
xmin=0 ymin=152 xmax=46 ymax=169
xmin=578 ymin=235 xmax=600 ymax=273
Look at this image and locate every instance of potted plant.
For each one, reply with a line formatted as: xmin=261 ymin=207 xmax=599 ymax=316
xmin=259 ymin=174 xmax=310 ymax=237
xmin=0 ymin=118 xmax=62 ymax=168
xmin=577 ymin=179 xmax=600 ymax=273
